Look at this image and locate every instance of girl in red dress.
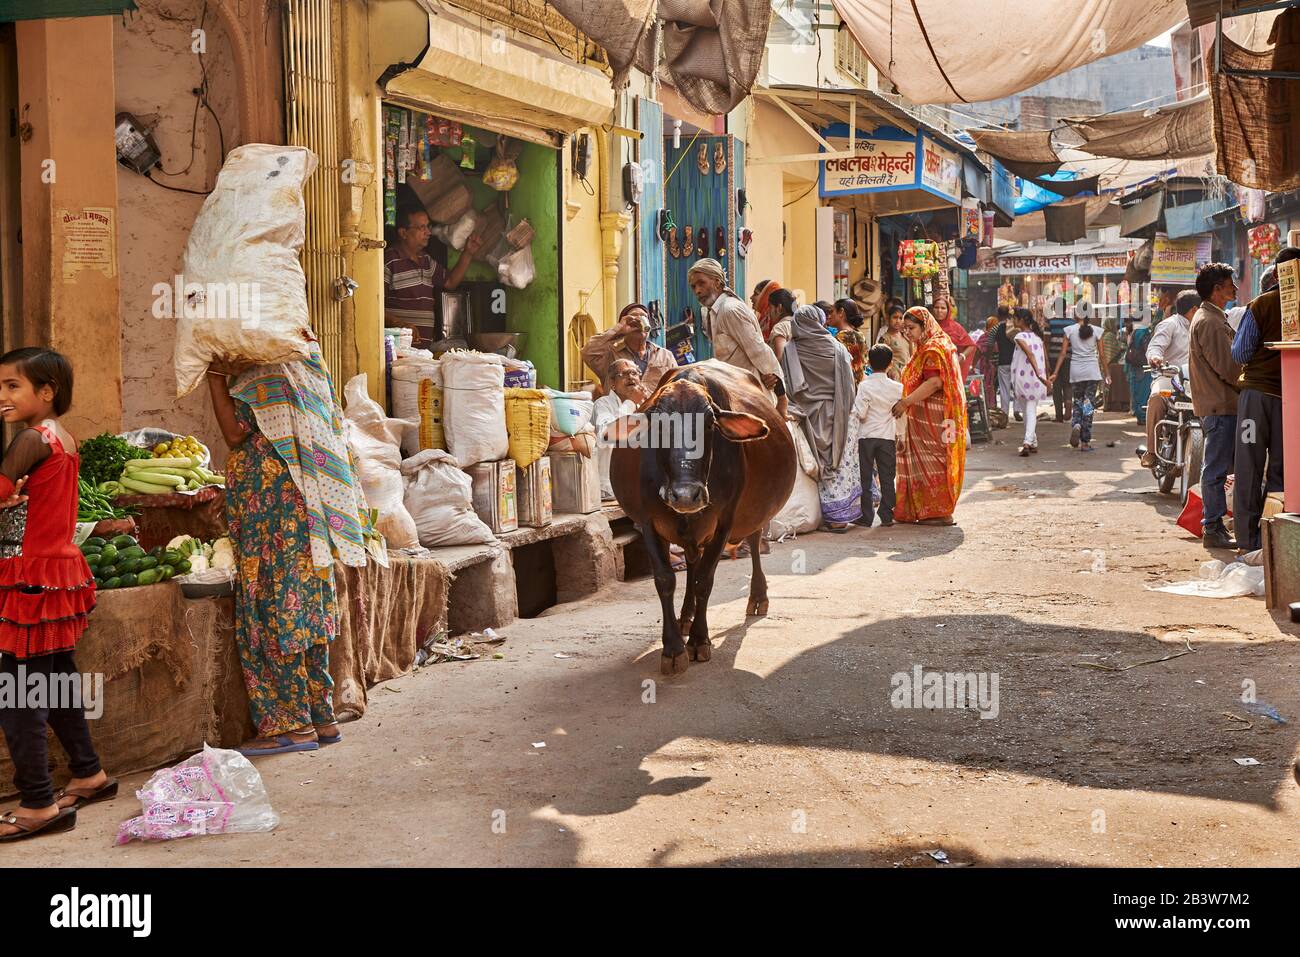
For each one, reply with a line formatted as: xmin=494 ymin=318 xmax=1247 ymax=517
xmin=0 ymin=349 xmax=114 ymax=842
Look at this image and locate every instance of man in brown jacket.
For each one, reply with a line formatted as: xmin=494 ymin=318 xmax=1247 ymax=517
xmin=1189 ymin=263 xmax=1241 ymax=550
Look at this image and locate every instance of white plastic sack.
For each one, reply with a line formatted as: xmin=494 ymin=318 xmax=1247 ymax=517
xmin=788 ymin=421 xmax=819 ymax=479
xmin=543 ymin=388 xmax=595 ymax=437
xmin=431 ymin=208 xmax=480 ymax=250
xmin=343 ymin=374 xmax=419 ymax=548
xmin=768 ymin=470 xmax=821 ymax=540
xmin=1151 ymin=558 xmax=1266 ymax=599
xmin=401 ymin=449 xmax=496 ymax=546
xmin=498 ymin=245 xmax=535 ymax=289
xmin=390 ymin=357 xmax=442 ymax=456
xmin=116 ymin=745 xmax=278 ymax=844
xmin=174 ymin=145 xmax=317 ymax=398
xmin=441 ymin=351 xmax=508 ymax=468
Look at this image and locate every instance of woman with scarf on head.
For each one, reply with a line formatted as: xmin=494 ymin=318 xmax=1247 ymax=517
xmin=780 ymin=304 xmax=862 ymax=531
xmin=891 ymin=306 xmax=968 ymax=526
xmin=207 ymin=345 xmax=370 ymax=756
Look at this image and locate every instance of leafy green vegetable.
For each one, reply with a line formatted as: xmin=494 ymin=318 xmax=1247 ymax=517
xmin=79 ymin=433 xmax=143 ymax=487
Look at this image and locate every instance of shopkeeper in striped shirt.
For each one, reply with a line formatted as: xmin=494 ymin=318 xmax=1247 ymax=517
xmin=384 ymin=206 xmax=482 ymax=346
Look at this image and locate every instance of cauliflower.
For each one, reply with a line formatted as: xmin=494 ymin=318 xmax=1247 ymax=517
xmin=211 ymin=537 xmax=236 ymax=570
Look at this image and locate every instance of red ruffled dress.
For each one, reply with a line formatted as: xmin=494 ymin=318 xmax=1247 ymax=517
xmin=0 ymin=426 xmax=96 ymax=659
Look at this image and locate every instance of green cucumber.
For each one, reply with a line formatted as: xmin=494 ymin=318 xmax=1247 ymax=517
xmin=110 ymin=534 xmax=138 ymax=548
xmin=118 ymin=546 xmax=146 ymax=561
xmin=84 ymin=553 xmax=103 ymax=568
xmin=100 ymin=577 xmax=121 ymax=590
xmin=97 ymin=564 xmax=118 ymax=579
xmin=120 ymin=559 xmax=143 ymax=575
xmin=136 ymin=568 xmax=161 ymax=586
xmin=85 ymin=536 xmax=107 ymax=547
xmin=139 ymin=556 xmax=159 ymax=571
xmin=159 ymin=566 xmax=175 ymax=581
xmin=98 ymin=544 xmax=118 ymax=563
xmin=174 ymin=560 xmax=192 ymax=574
xmin=118 ymin=573 xmax=138 ymax=588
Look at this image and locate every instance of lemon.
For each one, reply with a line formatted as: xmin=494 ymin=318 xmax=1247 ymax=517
xmin=153 ymin=443 xmax=169 ymax=455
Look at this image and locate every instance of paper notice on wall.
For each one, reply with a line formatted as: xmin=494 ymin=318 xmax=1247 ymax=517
xmin=1279 ymin=257 xmax=1300 ymax=342
xmin=59 ymin=207 xmax=116 ymax=282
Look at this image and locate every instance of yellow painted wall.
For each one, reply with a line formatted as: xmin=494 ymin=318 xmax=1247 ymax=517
xmin=743 ymin=99 xmax=820 ymax=306
xmin=560 ymin=124 xmax=605 ymax=390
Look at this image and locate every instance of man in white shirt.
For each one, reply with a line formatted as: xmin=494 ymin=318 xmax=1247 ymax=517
xmin=1140 ymin=289 xmax=1199 ymax=467
xmin=594 ymin=359 xmax=649 ymax=500
xmin=688 ymin=257 xmax=787 ymax=418
xmin=852 ymin=345 xmax=905 ymax=527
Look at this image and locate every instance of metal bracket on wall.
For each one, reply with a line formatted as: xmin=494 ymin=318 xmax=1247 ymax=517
xmin=1215 ymin=2 xmax=1300 ymax=80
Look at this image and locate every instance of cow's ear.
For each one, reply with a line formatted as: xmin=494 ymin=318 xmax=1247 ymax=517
xmin=713 ymin=408 xmax=769 ymax=443
xmin=602 ymin=414 xmax=646 ymax=445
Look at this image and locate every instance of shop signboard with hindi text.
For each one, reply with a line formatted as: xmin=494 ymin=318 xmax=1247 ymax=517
xmin=819 ymin=128 xmax=918 ymax=197
xmin=1150 ymin=234 xmax=1213 ymax=285
xmin=920 ymin=136 xmax=961 ymax=202
xmin=1075 ymin=251 xmax=1130 ymax=275
xmin=998 ymin=253 xmax=1075 ymax=276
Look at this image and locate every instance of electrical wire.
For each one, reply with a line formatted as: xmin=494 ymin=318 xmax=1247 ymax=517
xmin=146 ymin=170 xmax=211 ymax=195
xmin=150 ymin=0 xmax=224 ymax=190
xmin=783 ymin=181 xmax=817 ymax=207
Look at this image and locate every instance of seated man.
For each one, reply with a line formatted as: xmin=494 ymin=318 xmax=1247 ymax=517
xmin=1140 ymin=289 xmax=1198 ymax=468
xmin=593 ymin=358 xmax=650 ymax=501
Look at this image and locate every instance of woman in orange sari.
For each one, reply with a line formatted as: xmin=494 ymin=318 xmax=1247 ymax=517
xmin=891 ymin=306 xmax=967 ymax=525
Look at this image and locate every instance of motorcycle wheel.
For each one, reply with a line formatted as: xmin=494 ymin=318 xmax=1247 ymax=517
xmin=1180 ymin=427 xmax=1205 ymax=505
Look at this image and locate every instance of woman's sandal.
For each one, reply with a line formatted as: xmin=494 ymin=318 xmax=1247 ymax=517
xmin=55 ymin=777 xmax=118 ymax=810
xmin=237 ymin=732 xmax=320 ymax=757
xmin=0 ymin=807 xmax=76 ymax=842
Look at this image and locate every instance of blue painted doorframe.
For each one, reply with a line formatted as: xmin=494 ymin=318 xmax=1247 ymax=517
xmin=635 ymin=97 xmax=667 ymax=343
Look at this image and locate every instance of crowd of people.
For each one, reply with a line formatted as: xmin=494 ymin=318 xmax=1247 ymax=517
xmin=583 ymin=259 xmax=971 ymax=533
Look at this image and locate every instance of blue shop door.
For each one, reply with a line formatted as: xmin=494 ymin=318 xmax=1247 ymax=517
xmin=635 ymin=97 xmax=667 ymax=345
xmin=662 ymin=133 xmax=745 ymax=363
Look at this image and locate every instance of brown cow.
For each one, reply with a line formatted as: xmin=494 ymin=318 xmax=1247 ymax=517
xmin=608 ymin=360 xmax=796 ymax=675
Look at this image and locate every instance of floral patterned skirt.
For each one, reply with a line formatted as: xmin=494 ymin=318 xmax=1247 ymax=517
xmin=226 ymin=427 xmax=337 ymax=737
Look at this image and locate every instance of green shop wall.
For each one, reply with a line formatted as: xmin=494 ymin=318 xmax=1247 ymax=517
xmin=454 ymin=132 xmax=561 ymax=388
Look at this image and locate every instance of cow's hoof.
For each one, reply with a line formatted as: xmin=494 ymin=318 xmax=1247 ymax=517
xmin=660 ymin=650 xmax=690 ymax=675
xmin=689 ymin=641 xmax=712 ymax=662
xmin=746 ymin=597 xmax=769 ymax=617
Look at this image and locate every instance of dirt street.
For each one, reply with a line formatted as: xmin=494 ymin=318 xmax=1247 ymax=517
xmin=13 ymin=413 xmax=1300 ymax=867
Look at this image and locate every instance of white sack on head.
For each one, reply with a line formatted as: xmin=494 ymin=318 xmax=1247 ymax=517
xmin=174 ymin=145 xmax=317 ymax=397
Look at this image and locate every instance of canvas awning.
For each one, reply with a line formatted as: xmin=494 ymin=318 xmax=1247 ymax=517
xmin=379 ymin=6 xmax=614 ymax=148
xmin=0 ymin=0 xmax=135 ymax=17
xmin=831 ymin=0 xmax=1186 ymax=104
xmin=1120 ymin=190 xmax=1166 ymax=237
xmin=1164 ymin=198 xmax=1229 ymax=238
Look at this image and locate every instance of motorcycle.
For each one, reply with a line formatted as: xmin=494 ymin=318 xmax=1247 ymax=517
xmin=1135 ymin=362 xmax=1203 ymax=503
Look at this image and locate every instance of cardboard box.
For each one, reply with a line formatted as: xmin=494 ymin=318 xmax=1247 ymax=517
xmin=1280 ymin=256 xmax=1300 ymax=341
xmin=517 ymin=457 xmax=553 ymax=528
xmin=466 ymin=459 xmax=518 ymax=534
xmin=548 ymin=451 xmax=601 ymax=514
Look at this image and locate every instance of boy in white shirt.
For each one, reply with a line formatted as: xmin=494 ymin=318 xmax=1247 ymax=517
xmin=852 ymin=344 xmax=905 ymax=527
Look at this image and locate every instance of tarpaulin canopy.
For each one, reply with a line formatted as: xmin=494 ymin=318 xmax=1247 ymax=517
xmin=972 ymin=95 xmax=1215 ymax=179
xmin=995 ymin=195 xmax=1117 ymax=244
xmin=547 ymin=0 xmax=772 ymax=115
xmin=831 ymin=0 xmax=1186 ymax=104
xmin=1212 ymin=8 xmax=1300 ymax=191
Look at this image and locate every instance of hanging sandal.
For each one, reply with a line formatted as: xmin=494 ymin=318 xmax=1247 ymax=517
xmin=682 ymin=225 xmax=694 ymax=258
xmin=668 ymin=226 xmax=680 ymax=259
xmin=55 ymin=777 xmax=118 ymax=810
xmin=0 ymin=807 xmax=76 ymax=842
xmin=696 ymin=227 xmax=709 ymax=258
xmin=715 ymin=225 xmax=726 ymax=259
xmin=697 ymin=141 xmax=710 ymax=175
xmin=714 ymin=141 xmax=727 ymax=174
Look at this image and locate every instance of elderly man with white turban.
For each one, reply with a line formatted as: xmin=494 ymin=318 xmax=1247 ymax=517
xmin=687 ymin=257 xmax=787 ymax=418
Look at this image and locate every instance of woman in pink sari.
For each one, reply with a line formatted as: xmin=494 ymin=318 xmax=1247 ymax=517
xmin=891 ymin=307 xmax=968 ymax=525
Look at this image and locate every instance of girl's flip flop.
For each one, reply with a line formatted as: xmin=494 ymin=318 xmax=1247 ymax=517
xmin=55 ymin=777 xmax=118 ymax=810
xmin=0 ymin=807 xmax=76 ymax=842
